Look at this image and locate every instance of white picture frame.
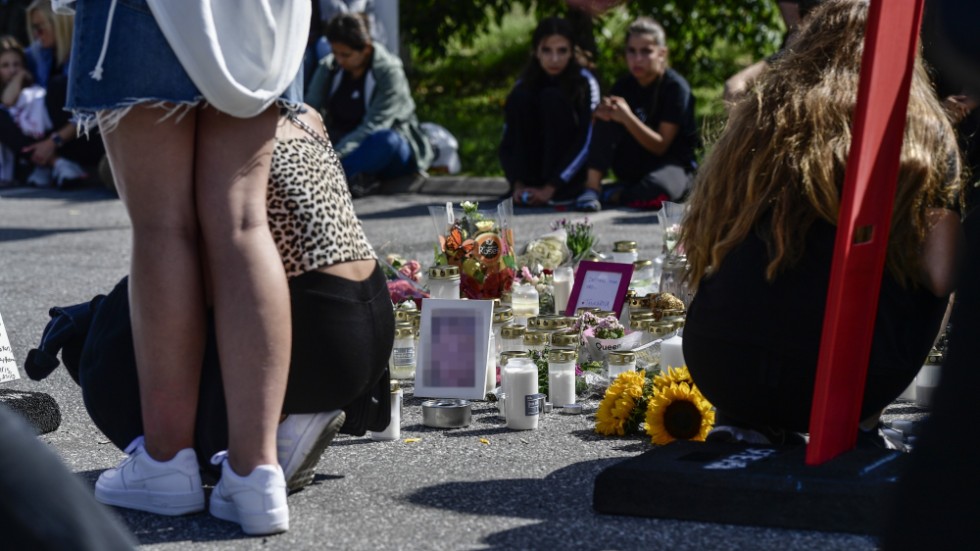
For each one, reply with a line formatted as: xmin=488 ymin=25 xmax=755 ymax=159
xmin=414 ymin=298 xmax=494 ymax=399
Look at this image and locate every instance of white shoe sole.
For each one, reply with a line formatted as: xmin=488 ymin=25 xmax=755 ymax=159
xmin=281 ymin=410 xmax=346 ymax=493
xmin=210 ymin=492 xmax=289 ymax=535
xmin=95 ymin=481 xmax=205 ymax=516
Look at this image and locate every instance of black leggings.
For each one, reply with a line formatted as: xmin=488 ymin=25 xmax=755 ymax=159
xmin=78 ymin=264 xmax=393 ymax=470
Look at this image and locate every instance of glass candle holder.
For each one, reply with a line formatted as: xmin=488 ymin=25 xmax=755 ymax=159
xmin=547 ymin=348 xmax=577 ymax=407
xmin=428 ymin=264 xmax=461 ymax=299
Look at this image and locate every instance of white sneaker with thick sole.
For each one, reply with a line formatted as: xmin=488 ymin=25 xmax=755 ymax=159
xmin=277 ymin=409 xmax=346 ymax=492
xmin=95 ymin=436 xmax=205 ymax=515
xmin=210 ymin=452 xmax=289 ymax=535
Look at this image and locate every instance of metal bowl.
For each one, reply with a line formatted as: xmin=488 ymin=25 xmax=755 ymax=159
xmin=421 ymin=399 xmax=472 ymax=428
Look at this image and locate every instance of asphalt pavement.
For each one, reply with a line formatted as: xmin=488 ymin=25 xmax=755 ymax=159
xmin=0 ymin=181 xmax=887 ymax=550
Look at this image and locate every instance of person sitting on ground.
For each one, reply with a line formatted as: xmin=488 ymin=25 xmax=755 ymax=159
xmin=576 ymin=17 xmax=699 ymax=212
xmin=0 ymin=34 xmax=42 ymax=186
xmin=499 ymin=16 xmax=599 ymax=207
xmin=0 ymin=1 xmax=104 ymax=188
xmin=305 ymin=12 xmax=432 ymax=197
xmin=679 ymin=0 xmax=965 ymax=445
xmin=27 ymin=106 xmax=394 ymax=492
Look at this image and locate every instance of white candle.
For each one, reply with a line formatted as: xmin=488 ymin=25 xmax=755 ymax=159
xmin=504 ymin=358 xmax=540 ymax=430
xmin=553 ymin=267 xmax=574 ymax=314
xmin=661 ymin=334 xmax=685 ymax=371
xmin=368 ymin=388 xmax=402 ymax=441
xmin=549 ymin=370 xmax=576 ymax=407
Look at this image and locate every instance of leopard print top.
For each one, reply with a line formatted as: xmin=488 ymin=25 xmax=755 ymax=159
xmin=267 ymin=125 xmax=376 ymax=279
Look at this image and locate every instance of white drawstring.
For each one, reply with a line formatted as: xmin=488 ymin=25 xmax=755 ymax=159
xmin=89 ymin=0 xmax=118 ymax=81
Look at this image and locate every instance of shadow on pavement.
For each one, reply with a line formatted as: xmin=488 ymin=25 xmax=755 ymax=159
xmin=0 ymin=227 xmax=111 ymax=244
xmin=405 ymin=457 xmax=668 ymax=551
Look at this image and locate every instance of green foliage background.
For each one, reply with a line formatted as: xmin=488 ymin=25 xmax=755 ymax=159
xmin=401 ymin=1 xmax=786 ymax=175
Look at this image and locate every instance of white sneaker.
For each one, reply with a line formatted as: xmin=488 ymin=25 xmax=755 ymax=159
xmin=94 ymin=436 xmax=205 ymax=515
xmin=277 ymin=409 xmax=346 ymax=492
xmin=27 ymin=166 xmax=52 ymax=188
xmin=52 ymin=157 xmax=88 ymax=187
xmin=210 ymin=452 xmax=289 ymax=535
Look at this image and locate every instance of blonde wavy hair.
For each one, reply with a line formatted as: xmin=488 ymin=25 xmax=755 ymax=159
xmin=681 ymin=0 xmax=962 ymax=289
xmin=27 ymin=0 xmax=73 ymax=69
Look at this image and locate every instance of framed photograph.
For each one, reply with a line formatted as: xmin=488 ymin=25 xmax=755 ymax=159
xmin=415 ymin=298 xmax=494 ymax=399
xmin=564 ymin=261 xmax=634 ymax=316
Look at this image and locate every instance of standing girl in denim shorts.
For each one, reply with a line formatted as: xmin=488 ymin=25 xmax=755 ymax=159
xmin=63 ymin=0 xmax=310 ymax=535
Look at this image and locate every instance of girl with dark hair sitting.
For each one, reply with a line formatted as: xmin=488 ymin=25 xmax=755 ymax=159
xmin=498 ymin=16 xmax=600 ymax=207
xmin=306 ymin=12 xmax=432 ymax=196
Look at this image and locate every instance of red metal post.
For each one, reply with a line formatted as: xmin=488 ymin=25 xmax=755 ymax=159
xmin=806 ymin=0 xmax=926 ymax=465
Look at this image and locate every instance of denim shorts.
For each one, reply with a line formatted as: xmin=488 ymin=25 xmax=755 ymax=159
xmin=66 ymin=0 xmax=303 ymax=132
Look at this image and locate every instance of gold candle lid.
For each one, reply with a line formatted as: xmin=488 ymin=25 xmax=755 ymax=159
xmin=613 ymin=240 xmax=638 ymax=252
xmin=646 ymin=320 xmax=675 ymax=336
xmin=608 ymin=351 xmax=637 ymax=365
xmin=547 ymin=348 xmax=577 ymax=363
xmin=428 ymin=264 xmax=460 ymax=279
xmin=394 ymin=309 xmax=414 ymax=322
xmin=596 ymin=310 xmax=618 ymax=319
xmin=630 ymin=296 xmax=653 ymax=309
xmin=500 ymin=325 xmax=526 ymax=339
xmin=661 ymin=315 xmax=685 ymax=328
xmin=529 ymin=315 xmax=571 ymax=331
xmin=633 ymin=259 xmax=653 ymax=269
xmin=394 ymin=323 xmax=415 ymax=339
xmin=493 ymin=306 xmax=514 ymax=323
xmin=523 ymin=330 xmax=549 ymax=346
xmin=550 ymin=331 xmax=580 ymax=348
xmin=624 ymin=289 xmax=638 ymax=299
xmin=575 ymin=306 xmax=602 ymax=316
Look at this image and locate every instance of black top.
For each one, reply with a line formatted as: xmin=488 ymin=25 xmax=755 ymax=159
xmin=685 ymin=218 xmax=945 ymax=374
xmin=586 ymin=68 xmax=698 ymax=181
xmin=609 ymin=68 xmax=698 ymax=167
xmin=327 ymin=71 xmax=367 ymax=141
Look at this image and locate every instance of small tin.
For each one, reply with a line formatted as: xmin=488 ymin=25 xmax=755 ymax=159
xmin=421 ymin=399 xmax=472 ymax=428
xmin=560 ymin=403 xmax=584 ymax=414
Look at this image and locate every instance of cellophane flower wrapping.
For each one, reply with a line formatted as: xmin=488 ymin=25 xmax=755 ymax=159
xmin=520 ymin=228 xmax=570 ymax=270
xmin=429 ymin=200 xmax=517 ymax=299
xmin=381 ymin=253 xmax=429 ymax=307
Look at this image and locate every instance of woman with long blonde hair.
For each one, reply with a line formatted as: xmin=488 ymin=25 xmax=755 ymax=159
xmin=680 ymin=0 xmax=964 ymax=443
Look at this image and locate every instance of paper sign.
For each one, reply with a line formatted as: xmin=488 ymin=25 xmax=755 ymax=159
xmin=0 ymin=308 xmax=20 ymax=383
xmin=564 ymin=261 xmax=634 ymax=316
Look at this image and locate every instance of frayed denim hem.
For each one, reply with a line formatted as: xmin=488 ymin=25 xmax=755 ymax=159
xmin=75 ymin=97 xmax=304 ymax=137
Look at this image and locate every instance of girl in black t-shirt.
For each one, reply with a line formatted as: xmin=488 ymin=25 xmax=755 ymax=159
xmin=577 ymin=17 xmax=698 ymax=212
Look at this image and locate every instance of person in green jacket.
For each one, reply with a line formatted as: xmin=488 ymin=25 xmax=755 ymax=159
xmin=306 ymin=13 xmax=432 ymax=196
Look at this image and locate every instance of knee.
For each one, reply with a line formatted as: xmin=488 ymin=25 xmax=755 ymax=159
xmin=363 ymin=129 xmax=402 ymax=151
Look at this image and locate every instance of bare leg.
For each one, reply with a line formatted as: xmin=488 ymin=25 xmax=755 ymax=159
xmin=100 ymin=106 xmax=203 ymax=461
xmin=195 ymin=106 xmax=290 ymax=475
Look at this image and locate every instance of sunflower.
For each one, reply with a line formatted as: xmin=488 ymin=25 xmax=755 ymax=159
xmin=653 ymin=365 xmax=692 ymax=390
xmin=645 ymin=382 xmax=715 ymax=445
xmin=595 ymin=370 xmax=647 ymax=436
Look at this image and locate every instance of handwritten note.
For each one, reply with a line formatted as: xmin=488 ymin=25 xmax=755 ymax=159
xmin=574 ymin=270 xmax=623 ymax=311
xmin=0 ymin=308 xmax=19 ymax=383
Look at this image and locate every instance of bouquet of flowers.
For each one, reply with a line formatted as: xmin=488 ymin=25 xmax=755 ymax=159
xmin=552 ymin=218 xmax=597 ymax=263
xmin=594 ymin=366 xmax=715 ymax=444
xmin=573 ymin=311 xmax=645 ymax=362
xmin=381 ymin=254 xmax=428 ymax=306
xmin=521 ymin=228 xmax=570 ymax=270
xmin=430 ymin=200 xmax=517 ymax=299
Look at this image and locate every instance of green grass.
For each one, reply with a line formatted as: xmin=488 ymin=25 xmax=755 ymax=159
xmin=410 ymin=9 xmax=765 ymax=176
